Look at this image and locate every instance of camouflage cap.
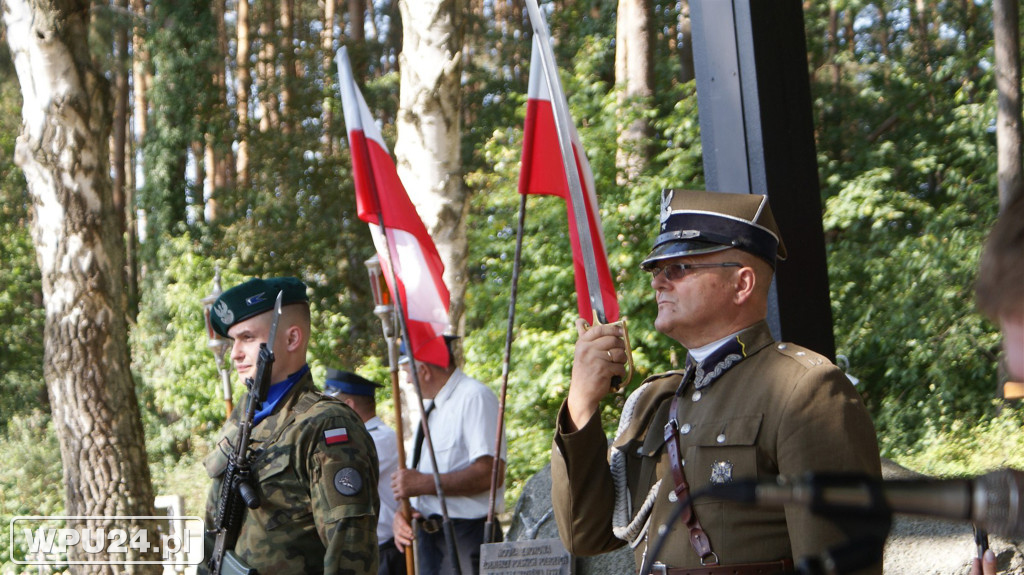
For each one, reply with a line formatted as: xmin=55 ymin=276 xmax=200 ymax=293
xmin=210 ymin=276 xmax=309 ymax=337
xmin=323 ymin=369 xmax=381 ymax=397
xmin=640 ymin=189 xmax=788 ymax=270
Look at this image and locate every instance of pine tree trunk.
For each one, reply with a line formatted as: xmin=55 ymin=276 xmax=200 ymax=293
xmin=236 ymin=0 xmax=252 ymax=189
xmin=3 ymin=1 xmax=158 ymax=572
xmin=676 ymin=0 xmax=694 ymax=83
xmin=395 ymin=0 xmax=467 ymax=331
xmin=128 ymin=0 xmax=148 ymax=309
xmin=280 ymin=0 xmax=295 ymax=134
xmin=113 ymin=0 xmax=129 ymax=239
xmin=206 ymin=0 xmax=232 ymax=222
xmin=321 ymin=0 xmax=337 ymax=156
xmin=615 ymin=0 xmax=653 ymax=184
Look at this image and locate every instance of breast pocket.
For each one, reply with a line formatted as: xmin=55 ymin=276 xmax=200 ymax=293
xmin=256 ymin=446 xmax=313 ymax=530
xmin=685 ymin=414 xmax=763 ymax=500
xmin=204 ymin=437 xmax=231 ymax=480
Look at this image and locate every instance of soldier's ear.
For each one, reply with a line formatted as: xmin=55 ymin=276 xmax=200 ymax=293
xmin=732 ymin=266 xmax=757 ymax=305
xmin=284 ymin=324 xmax=303 ymax=352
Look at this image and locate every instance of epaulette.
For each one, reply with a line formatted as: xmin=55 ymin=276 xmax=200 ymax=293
xmin=293 ymin=390 xmax=320 ymax=414
xmin=771 ymin=342 xmax=829 ymax=369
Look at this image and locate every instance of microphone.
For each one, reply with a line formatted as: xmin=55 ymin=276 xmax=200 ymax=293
xmin=709 ymin=469 xmax=1024 ymax=538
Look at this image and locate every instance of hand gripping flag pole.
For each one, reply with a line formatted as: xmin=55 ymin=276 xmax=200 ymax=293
xmin=364 ymin=254 xmax=417 ymax=575
xmin=337 ymin=46 xmax=462 ymax=575
xmin=521 ymin=0 xmax=634 ymax=389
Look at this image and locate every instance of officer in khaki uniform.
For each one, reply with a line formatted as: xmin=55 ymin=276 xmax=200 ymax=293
xmin=202 ymin=277 xmax=379 ymax=574
xmin=551 ymin=190 xmax=882 ymax=574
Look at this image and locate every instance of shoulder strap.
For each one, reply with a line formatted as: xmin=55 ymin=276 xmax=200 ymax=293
xmin=664 ymin=373 xmax=718 ymax=566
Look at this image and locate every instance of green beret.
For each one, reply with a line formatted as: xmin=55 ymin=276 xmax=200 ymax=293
xmin=641 ymin=189 xmax=787 ymax=270
xmin=210 ymin=276 xmax=309 ymax=337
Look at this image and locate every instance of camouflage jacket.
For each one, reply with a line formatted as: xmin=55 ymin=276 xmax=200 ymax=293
xmin=203 ymin=372 xmax=380 ymax=574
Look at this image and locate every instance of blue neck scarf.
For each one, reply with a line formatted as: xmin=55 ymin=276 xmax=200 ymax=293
xmin=253 ymin=364 xmax=310 ymax=426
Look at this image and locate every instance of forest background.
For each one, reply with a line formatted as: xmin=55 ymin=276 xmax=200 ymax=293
xmin=1 ymin=0 xmax=1023 ymax=569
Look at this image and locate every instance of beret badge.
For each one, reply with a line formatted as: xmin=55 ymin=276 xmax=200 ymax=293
xmin=213 ymin=300 xmax=234 ymax=326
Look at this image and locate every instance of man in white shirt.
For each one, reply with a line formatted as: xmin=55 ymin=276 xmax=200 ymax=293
xmin=390 ymin=337 xmax=506 ymax=575
xmin=324 ymin=368 xmax=405 ymax=575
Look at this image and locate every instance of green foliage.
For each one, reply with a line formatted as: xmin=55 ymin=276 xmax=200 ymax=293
xmin=818 ymin=13 xmax=1006 ymax=457
xmin=894 ymin=408 xmax=1024 ymax=478
xmin=131 ymin=235 xmax=243 ymax=462
xmin=0 ymin=40 xmax=45 ymax=428
xmin=0 ymin=412 xmax=64 ymax=573
xmin=139 ymin=0 xmax=222 ymax=266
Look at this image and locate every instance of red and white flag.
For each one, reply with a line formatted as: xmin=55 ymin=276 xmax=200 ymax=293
xmin=336 ymin=47 xmax=452 ymax=367
xmin=518 ymin=38 xmax=620 ymax=323
xmin=324 ymin=427 xmax=349 ymax=446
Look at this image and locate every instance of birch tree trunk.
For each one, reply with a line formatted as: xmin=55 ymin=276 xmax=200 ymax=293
xmin=395 ymin=0 xmax=467 ymax=332
xmin=993 ymin=0 xmax=1023 ymax=208
xmin=3 ymin=1 xmax=157 ymax=572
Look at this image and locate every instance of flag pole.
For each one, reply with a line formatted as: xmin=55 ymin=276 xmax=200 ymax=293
xmin=484 ymin=192 xmax=528 ymax=543
xmin=365 ymin=255 xmax=417 ymax=575
xmin=336 ymin=46 xmax=462 ymax=575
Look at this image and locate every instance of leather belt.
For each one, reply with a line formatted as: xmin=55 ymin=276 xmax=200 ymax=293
xmin=649 ymin=557 xmax=794 ymax=575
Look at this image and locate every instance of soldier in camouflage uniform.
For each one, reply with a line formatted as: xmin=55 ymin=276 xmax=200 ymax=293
xmin=202 ymin=277 xmax=379 ymax=575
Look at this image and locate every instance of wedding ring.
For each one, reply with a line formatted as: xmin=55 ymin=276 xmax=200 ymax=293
xmin=606 ymin=350 xmax=613 ymax=360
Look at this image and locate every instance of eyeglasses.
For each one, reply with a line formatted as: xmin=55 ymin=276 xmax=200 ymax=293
xmin=645 ymin=262 xmax=742 ymax=282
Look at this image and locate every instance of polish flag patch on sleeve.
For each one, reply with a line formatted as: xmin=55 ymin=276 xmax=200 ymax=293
xmin=324 ymin=427 xmax=349 ymax=446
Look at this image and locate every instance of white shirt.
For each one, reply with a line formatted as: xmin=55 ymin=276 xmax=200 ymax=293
xmin=409 ymin=368 xmax=506 ymax=519
xmin=365 ymin=415 xmax=399 ymax=542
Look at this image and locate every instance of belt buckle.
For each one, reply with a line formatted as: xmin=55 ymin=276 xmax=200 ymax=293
xmin=422 ymin=517 xmax=442 ymax=534
xmin=650 ymin=562 xmax=668 ymax=575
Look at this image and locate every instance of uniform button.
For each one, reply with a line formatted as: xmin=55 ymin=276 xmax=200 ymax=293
xmin=796 ymin=351 xmax=806 ymax=356
xmin=692 ymin=390 xmax=702 ymax=402
xmin=777 ymin=343 xmax=787 ymax=350
xmin=680 ymin=423 xmax=691 ymax=434
xmin=716 ymin=434 xmax=726 ymax=443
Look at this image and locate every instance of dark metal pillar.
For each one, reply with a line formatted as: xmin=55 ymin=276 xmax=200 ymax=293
xmin=690 ymin=0 xmax=836 ymax=360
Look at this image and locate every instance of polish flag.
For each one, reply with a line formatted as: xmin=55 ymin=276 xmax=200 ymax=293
xmin=324 ymin=427 xmax=349 ymax=446
xmin=336 ymin=47 xmax=452 ymax=367
xmin=518 ymin=37 xmax=620 ymax=323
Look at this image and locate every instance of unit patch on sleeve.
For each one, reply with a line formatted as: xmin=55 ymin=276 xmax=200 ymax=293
xmin=324 ymin=427 xmax=349 ymax=446
xmin=334 ymin=467 xmax=363 ymax=496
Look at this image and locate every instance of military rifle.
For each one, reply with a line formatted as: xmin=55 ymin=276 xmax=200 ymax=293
xmin=207 ymin=291 xmax=283 ymax=575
